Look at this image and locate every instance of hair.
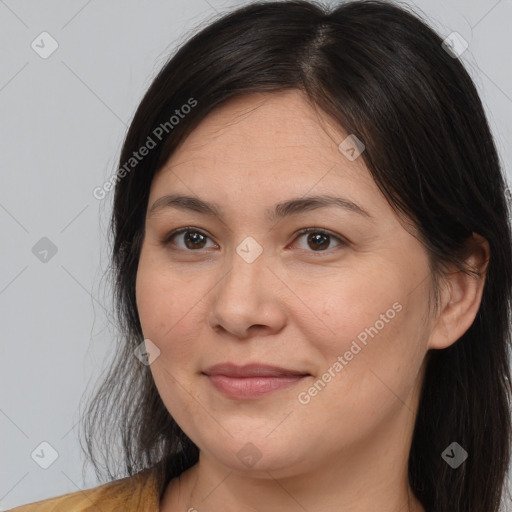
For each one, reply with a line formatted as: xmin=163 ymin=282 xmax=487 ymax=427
xmin=80 ymin=1 xmax=512 ymax=511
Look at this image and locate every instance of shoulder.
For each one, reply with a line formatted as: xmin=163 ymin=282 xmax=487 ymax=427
xmin=8 ymin=467 xmax=160 ymax=512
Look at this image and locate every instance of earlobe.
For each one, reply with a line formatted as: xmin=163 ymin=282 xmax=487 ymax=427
xmin=427 ymin=233 xmax=490 ymax=350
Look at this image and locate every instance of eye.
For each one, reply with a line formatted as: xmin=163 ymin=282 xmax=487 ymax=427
xmin=163 ymin=227 xmax=217 ymax=251
xmin=291 ymin=228 xmax=347 ymax=252
xmin=162 ymin=227 xmax=348 ymax=253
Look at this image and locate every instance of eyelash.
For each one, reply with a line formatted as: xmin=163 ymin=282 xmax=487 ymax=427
xmin=161 ymin=226 xmax=348 ymax=254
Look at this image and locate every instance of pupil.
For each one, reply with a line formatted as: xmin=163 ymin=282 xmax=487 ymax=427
xmin=308 ymin=233 xmax=329 ymax=250
xmin=185 ymin=231 xmax=205 ymax=249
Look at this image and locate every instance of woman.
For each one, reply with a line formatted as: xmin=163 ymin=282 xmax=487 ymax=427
xmin=11 ymin=0 xmax=511 ymax=511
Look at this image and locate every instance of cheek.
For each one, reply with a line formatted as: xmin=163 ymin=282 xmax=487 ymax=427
xmin=299 ymin=266 xmax=428 ymax=409
xmin=135 ymin=260 xmax=207 ymax=428
xmin=135 ymin=254 xmax=215 ymax=371
xmin=298 ymin=267 xmax=403 ymax=353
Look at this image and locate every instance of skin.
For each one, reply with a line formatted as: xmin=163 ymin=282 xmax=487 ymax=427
xmin=135 ymin=90 xmax=489 ymax=512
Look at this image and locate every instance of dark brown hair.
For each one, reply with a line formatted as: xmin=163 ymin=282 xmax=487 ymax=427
xmin=81 ymin=1 xmax=512 ymax=511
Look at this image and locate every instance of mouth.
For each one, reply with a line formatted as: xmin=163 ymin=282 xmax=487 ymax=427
xmin=202 ymin=363 xmax=310 ymax=399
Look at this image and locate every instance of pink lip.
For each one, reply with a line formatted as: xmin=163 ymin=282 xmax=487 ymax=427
xmin=202 ymin=363 xmax=309 ymax=399
xmin=204 ymin=362 xmax=308 ymax=377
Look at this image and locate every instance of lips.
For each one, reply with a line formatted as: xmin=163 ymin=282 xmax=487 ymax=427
xmin=203 ymin=362 xmax=308 ymax=378
xmin=202 ymin=363 xmax=310 ymax=399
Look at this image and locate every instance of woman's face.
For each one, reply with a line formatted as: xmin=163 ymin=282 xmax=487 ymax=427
xmin=135 ymin=90 xmax=436 ymax=478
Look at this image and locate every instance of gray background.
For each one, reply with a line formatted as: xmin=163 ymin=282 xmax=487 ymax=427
xmin=1 ymin=0 xmax=511 ymax=509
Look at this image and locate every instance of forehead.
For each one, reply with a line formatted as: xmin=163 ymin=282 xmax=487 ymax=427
xmin=169 ymin=91 xmax=349 ymax=167
xmin=149 ymin=90 xmax=383 ymax=217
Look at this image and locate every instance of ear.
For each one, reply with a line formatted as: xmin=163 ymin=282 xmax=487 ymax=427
xmin=428 ymin=233 xmax=490 ymax=350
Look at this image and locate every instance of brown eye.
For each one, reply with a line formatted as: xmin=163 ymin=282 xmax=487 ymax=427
xmin=164 ymin=228 xmax=216 ymax=250
xmin=183 ymin=231 xmax=207 ymax=249
xmin=293 ymin=228 xmax=347 ymax=252
xmin=306 ymin=232 xmax=330 ymax=251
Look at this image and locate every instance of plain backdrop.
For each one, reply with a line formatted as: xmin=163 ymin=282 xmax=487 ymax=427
xmin=1 ymin=0 xmax=511 ymax=509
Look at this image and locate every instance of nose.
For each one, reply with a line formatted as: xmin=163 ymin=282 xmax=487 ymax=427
xmin=207 ymin=242 xmax=287 ymax=339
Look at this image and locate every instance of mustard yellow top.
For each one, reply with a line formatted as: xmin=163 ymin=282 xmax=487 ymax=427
xmin=8 ymin=467 xmax=160 ymax=511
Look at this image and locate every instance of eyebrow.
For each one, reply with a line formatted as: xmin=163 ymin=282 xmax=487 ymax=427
xmin=148 ymin=193 xmax=373 ymax=222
